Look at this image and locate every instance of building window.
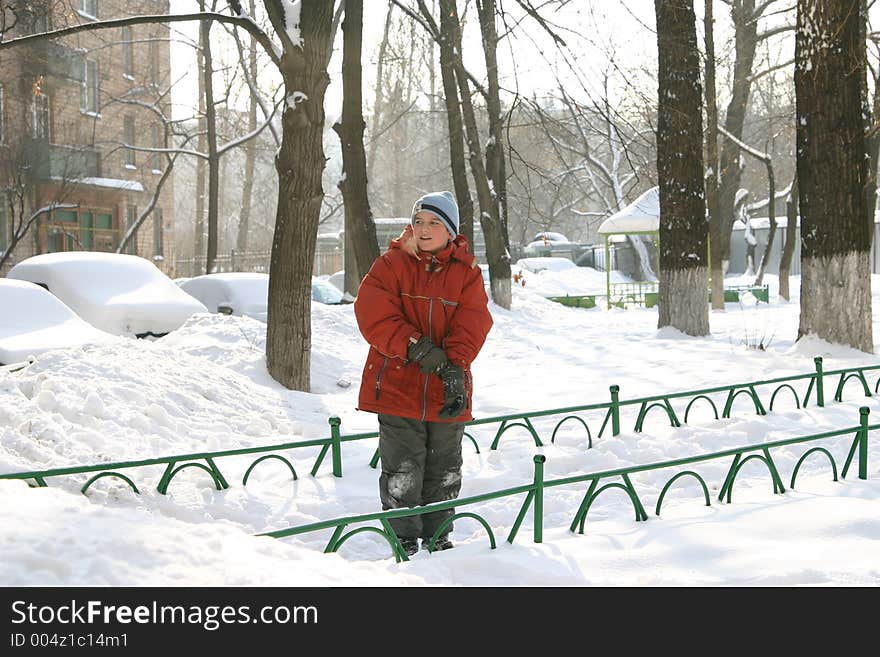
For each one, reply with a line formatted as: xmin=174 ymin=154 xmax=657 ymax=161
xmin=151 ymin=124 xmax=163 ymax=172
xmin=126 ymin=205 xmax=138 ymax=255
xmin=149 ymin=39 xmax=159 ymax=86
xmin=95 ymin=211 xmax=115 ymax=251
xmin=123 ymin=114 xmax=135 ymax=167
xmin=122 ymin=26 xmax=133 ymax=78
xmin=31 ymin=93 xmax=50 ymax=140
xmin=50 ymin=209 xmax=79 ymax=252
xmin=50 ymin=208 xmax=115 ymax=252
xmin=153 ymin=208 xmax=164 ymax=257
xmin=78 ymin=0 xmax=97 ymax=19
xmin=81 ymin=59 xmax=99 ymax=114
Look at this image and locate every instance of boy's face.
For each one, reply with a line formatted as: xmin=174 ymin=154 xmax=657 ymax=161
xmin=413 ymin=211 xmax=450 ymax=254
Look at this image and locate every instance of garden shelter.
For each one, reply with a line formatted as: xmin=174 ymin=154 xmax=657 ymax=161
xmin=596 ymin=186 xmax=660 ymax=308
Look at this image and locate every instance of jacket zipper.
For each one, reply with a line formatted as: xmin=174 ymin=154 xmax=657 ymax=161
xmin=420 ymin=297 xmax=433 ymax=420
xmin=375 ymin=357 xmax=389 ymax=400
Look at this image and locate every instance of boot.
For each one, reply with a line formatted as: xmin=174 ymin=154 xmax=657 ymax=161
xmin=422 ymin=535 xmax=454 ymax=552
xmin=398 ymin=537 xmax=420 ymax=557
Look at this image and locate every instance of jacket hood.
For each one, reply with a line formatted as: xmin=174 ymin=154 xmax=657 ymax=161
xmin=389 ymin=232 xmax=474 ymax=266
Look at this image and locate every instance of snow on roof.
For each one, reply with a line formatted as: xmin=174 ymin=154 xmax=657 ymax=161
xmin=597 ymin=186 xmax=660 ymax=235
xmin=7 ymin=252 xmax=207 ymax=337
xmin=49 ymin=176 xmax=145 ymax=192
xmin=0 ymin=279 xmax=117 ymax=364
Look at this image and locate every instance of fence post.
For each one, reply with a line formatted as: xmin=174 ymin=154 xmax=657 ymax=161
xmin=230 ymin=248 xmax=236 ymax=271
xmin=859 ymin=406 xmax=869 ymax=480
xmin=610 ymin=385 xmax=620 ymax=436
xmin=533 ymin=454 xmax=546 ymax=543
xmin=814 ymin=356 xmax=824 ymax=407
xmin=329 ymin=416 xmax=343 ymax=477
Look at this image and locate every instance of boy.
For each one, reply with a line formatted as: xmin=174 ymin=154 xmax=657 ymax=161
xmin=354 ymin=191 xmax=493 ymax=556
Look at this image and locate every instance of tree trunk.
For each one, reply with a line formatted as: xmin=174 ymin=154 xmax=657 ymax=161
xmin=366 ymin=1 xmax=393 ymax=183
xmin=753 ymin=159 xmax=775 ymax=286
xmin=442 ymin=0 xmax=511 ymax=308
xmin=795 ymin=0 xmax=873 ymax=353
xmin=716 ymin=0 xmax=758 ymax=271
xmin=655 ymin=0 xmax=709 ymax=336
xmin=477 ymin=0 xmax=509 ymax=251
xmin=704 ymin=0 xmax=724 ymax=309
xmin=236 ymin=0 xmax=259 ymax=255
xmin=200 ymin=5 xmax=219 ymax=274
xmin=778 ymin=173 xmax=798 ymax=301
xmin=433 ymin=0 xmax=474 ymax=246
xmin=862 ymin=0 xmax=879 ymax=248
xmin=194 ymin=13 xmax=207 ymax=262
xmin=333 ymin=0 xmax=378 ymax=295
xmin=265 ymin=0 xmax=334 ymax=391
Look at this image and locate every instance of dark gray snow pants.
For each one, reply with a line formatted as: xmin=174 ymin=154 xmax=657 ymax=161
xmin=377 ymin=413 xmax=464 ymax=540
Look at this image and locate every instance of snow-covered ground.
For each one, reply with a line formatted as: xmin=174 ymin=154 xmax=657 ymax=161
xmin=2 ymin=270 xmax=880 ymax=586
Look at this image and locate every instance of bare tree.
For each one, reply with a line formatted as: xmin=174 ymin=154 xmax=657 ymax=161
xmin=655 ymin=0 xmax=709 ymax=336
xmin=795 ymin=0 xmax=873 ymax=352
xmin=199 ymin=0 xmax=221 ymax=273
xmin=427 ymin=0 xmax=474 ymax=245
xmin=0 ymin=3 xmax=344 ymax=390
xmin=235 ymin=0 xmax=260 ymax=254
xmin=716 ymin=1 xmax=793 ymax=274
xmin=778 ymin=172 xmax=798 ymax=301
xmin=333 ymin=0 xmax=378 ymax=295
xmin=704 ymin=0 xmax=724 ymax=309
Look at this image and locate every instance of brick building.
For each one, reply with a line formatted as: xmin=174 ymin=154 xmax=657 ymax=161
xmin=0 ymin=0 xmax=175 ymax=274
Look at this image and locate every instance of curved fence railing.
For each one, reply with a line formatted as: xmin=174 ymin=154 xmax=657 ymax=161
xmin=261 ymin=408 xmax=874 ymax=562
xmin=2 ymin=357 xmax=879 ymax=497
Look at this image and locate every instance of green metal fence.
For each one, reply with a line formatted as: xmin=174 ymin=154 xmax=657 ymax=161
xmin=609 ymin=282 xmax=658 ymax=308
xmin=720 ymin=284 xmax=770 ymax=303
xmin=262 ymin=408 xmax=873 ymax=562
xmin=2 ymin=356 xmax=879 ymax=500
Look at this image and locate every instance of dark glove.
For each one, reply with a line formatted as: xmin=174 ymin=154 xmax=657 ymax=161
xmin=407 ymin=336 xmax=448 ymax=375
xmin=437 ymin=363 xmax=467 ymax=419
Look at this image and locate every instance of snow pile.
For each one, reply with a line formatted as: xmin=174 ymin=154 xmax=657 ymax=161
xmin=0 ymin=279 xmax=119 ymax=365
xmin=511 ymin=261 xmax=633 ymax=297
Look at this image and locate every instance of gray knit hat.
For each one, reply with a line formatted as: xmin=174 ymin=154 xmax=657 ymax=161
xmin=411 ymin=191 xmax=459 ymax=240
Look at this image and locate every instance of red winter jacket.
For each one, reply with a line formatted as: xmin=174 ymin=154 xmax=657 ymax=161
xmin=354 ymin=233 xmax=493 ymax=422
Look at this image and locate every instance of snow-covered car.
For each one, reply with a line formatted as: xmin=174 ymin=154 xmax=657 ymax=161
xmin=530 ymin=231 xmax=570 ymax=244
xmin=6 ymin=252 xmax=208 ymax=338
xmin=179 ymin=273 xmax=346 ymax=324
xmin=311 ymin=278 xmax=345 ymax=305
xmin=327 ymin=270 xmax=345 ymax=293
xmin=0 ymin=278 xmax=116 ymax=365
xmin=178 ymin=272 xmax=271 ymax=321
xmin=523 ymin=231 xmax=577 ymax=258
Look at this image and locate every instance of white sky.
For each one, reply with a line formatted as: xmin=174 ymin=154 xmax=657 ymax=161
xmin=2 ymin=268 xmax=880 ymax=585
